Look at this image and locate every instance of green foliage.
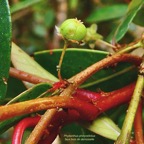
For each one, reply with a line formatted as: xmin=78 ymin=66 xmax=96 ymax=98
xmin=0 ymin=0 xmax=11 ymax=99
xmin=10 ymin=0 xmax=41 ymax=14
xmin=107 ymin=0 xmax=144 ymax=42
xmin=86 ymin=4 xmax=128 ymax=23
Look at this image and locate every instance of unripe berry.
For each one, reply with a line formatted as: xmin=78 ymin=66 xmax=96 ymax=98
xmin=60 ymin=18 xmax=87 ymax=41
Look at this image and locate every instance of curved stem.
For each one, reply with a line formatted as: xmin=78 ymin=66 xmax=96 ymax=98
xmin=12 ymin=116 xmax=40 ymax=144
xmin=0 ymin=96 xmax=98 ymax=122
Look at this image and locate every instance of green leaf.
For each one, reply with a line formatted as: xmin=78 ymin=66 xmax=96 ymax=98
xmin=11 ymin=43 xmax=58 ymax=88
xmin=35 ymin=48 xmax=138 ymax=91
xmin=7 ymin=82 xmax=50 ymax=104
xmin=0 ymin=115 xmax=26 ymax=135
xmin=107 ymin=0 xmax=144 ymax=42
xmin=86 ymin=4 xmax=127 ymax=23
xmin=133 ymin=6 xmax=144 ymax=26
xmin=0 ymin=0 xmax=11 ymax=99
xmin=6 ymin=77 xmax=26 ymax=100
xmin=10 ymin=0 xmax=41 ymax=14
xmin=83 ymin=115 xmax=121 ymax=140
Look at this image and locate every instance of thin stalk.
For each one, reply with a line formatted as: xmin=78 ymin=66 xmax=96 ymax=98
xmin=9 ymin=67 xmax=54 ymax=85
xmin=57 ymin=40 xmax=69 ymax=80
xmin=97 ymin=39 xmax=116 ymax=48
xmin=117 ymin=40 xmax=143 ymax=54
xmin=115 ymin=74 xmax=144 ymax=144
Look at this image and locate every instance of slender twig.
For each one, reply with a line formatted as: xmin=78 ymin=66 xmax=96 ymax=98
xmin=57 ymin=40 xmax=69 ymax=80
xmin=117 ymin=40 xmax=143 ymax=54
xmin=69 ymin=53 xmax=141 ymax=86
xmin=9 ymin=67 xmax=54 ymax=85
xmin=115 ymin=74 xmax=144 ymax=144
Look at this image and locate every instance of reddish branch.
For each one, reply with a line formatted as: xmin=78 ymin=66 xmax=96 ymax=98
xmin=134 ymin=100 xmax=144 ymax=144
xmin=69 ymin=54 xmax=141 ymax=86
xmin=9 ymin=67 xmax=54 ymax=85
xmin=0 ymin=83 xmax=135 ymax=122
xmin=73 ymin=88 xmax=102 ymax=102
xmin=94 ymin=83 xmax=135 ymax=112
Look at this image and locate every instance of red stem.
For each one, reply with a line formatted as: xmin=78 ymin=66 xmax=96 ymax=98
xmin=134 ymin=100 xmax=144 ymax=144
xmin=12 ymin=110 xmax=80 ymax=144
xmin=12 ymin=116 xmax=40 ymax=144
xmin=0 ymin=83 xmax=135 ymax=122
xmin=95 ymin=83 xmax=135 ymax=112
xmin=73 ymin=88 xmax=102 ymax=102
xmin=9 ymin=67 xmax=54 ymax=84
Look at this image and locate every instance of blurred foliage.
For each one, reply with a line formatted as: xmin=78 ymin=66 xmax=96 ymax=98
xmin=10 ymin=0 xmax=144 ymax=54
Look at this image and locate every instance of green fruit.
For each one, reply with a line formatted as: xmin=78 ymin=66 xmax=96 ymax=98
xmin=60 ymin=18 xmax=87 ymax=41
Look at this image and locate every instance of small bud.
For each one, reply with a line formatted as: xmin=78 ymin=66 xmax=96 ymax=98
xmin=60 ymin=18 xmax=87 ymax=41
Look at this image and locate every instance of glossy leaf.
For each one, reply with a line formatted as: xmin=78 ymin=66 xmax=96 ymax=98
xmin=0 ymin=0 xmax=11 ymax=99
xmin=107 ymin=0 xmax=144 ymax=42
xmin=35 ymin=48 xmax=138 ymax=91
xmin=133 ymin=6 xmax=144 ymax=26
xmin=7 ymin=82 xmax=50 ymax=104
xmin=84 ymin=115 xmax=121 ymax=140
xmin=11 ymin=42 xmax=58 ymax=88
xmin=86 ymin=4 xmax=127 ymax=23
